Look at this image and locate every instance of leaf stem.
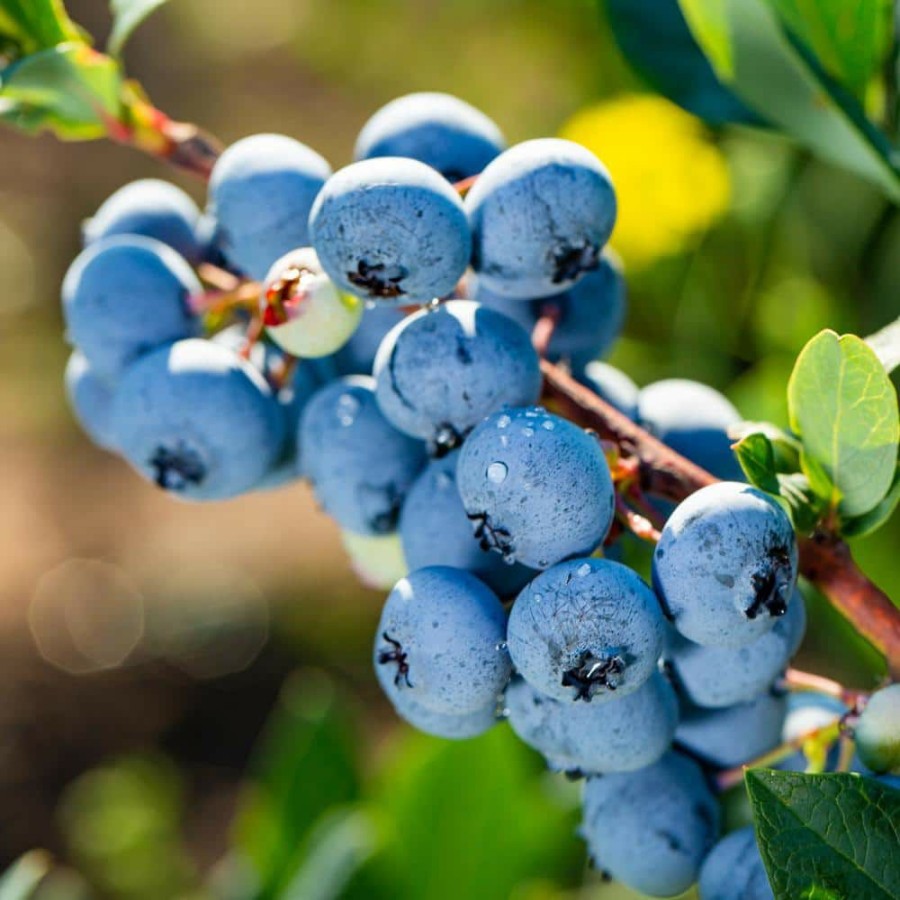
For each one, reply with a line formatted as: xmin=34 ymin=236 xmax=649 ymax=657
xmin=779 ymin=667 xmax=869 ymax=707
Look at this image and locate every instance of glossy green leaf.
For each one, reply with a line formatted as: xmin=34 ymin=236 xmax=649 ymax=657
xmin=788 ymin=330 xmax=900 ymax=518
xmin=0 ymin=0 xmax=84 ymax=61
xmin=841 ymin=463 xmax=900 ymax=538
xmin=0 ymin=852 xmax=52 ymax=900
xmin=0 ymin=42 xmax=122 ymax=139
xmin=233 ymin=672 xmax=361 ymax=899
xmin=734 ymin=431 xmax=781 ymax=493
xmin=766 ymin=0 xmax=893 ymax=97
xmin=747 ymin=770 xmax=900 ymax=899
xmin=108 ymin=0 xmax=169 ymax=57
xmin=678 ymin=0 xmax=900 ymax=201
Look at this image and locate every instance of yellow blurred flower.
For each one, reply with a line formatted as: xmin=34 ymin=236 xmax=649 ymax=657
xmin=560 ymin=94 xmax=730 ymax=269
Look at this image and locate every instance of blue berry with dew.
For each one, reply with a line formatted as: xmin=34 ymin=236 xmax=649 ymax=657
xmin=698 ymin=826 xmax=773 ymax=900
xmin=299 ymin=376 xmax=427 ymax=535
xmin=507 ymin=557 xmax=665 ymax=703
xmin=260 ymin=248 xmax=363 ymax=358
xmin=373 ymin=566 xmax=511 ymax=715
xmin=354 ymin=92 xmax=506 ymax=182
xmin=309 ymin=157 xmax=471 ymax=305
xmin=855 ymin=683 xmax=900 ymax=775
xmin=667 ymin=590 xmax=806 ymax=708
xmin=62 ymin=236 xmax=201 ymax=380
xmin=207 ymin=133 xmax=331 ymax=280
xmin=638 ymin=378 xmax=744 ymax=480
xmin=465 ymin=138 xmax=617 ymax=299
xmin=653 ymin=482 xmax=798 ymax=647
xmin=578 ymin=361 xmax=640 ymax=420
xmin=675 ymin=689 xmax=789 ymax=768
xmin=456 ymin=407 xmax=615 ymax=569
xmin=373 ymin=300 xmax=541 ymax=448
xmin=334 ymin=304 xmax=408 ymax=376
xmin=389 ymin=691 xmax=499 ymax=740
xmin=111 ymin=339 xmax=285 ymax=501
xmin=64 ymin=351 xmax=119 ymax=452
xmin=400 ymin=451 xmax=535 ymax=597
xmin=580 ymin=751 xmax=720 ymax=898
xmin=505 ymin=671 xmax=678 ymax=774
xmin=475 ymin=250 xmax=627 ymax=370
xmin=83 ymin=178 xmax=204 ymax=264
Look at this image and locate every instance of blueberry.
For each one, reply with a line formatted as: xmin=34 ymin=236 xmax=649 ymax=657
xmin=83 ymin=179 xmax=204 ymax=264
xmin=578 ymin=361 xmax=640 ymax=420
xmin=638 ymin=378 xmax=744 ymax=480
xmin=299 ymin=376 xmax=427 ymax=535
xmin=309 ymin=157 xmax=470 ymax=305
xmin=466 ymin=138 xmax=616 ymax=299
xmin=390 ymin=691 xmax=499 ymax=740
xmin=64 ymin=351 xmax=119 ymax=452
xmin=653 ymin=482 xmax=798 ymax=647
xmin=354 ymin=92 xmax=505 ymax=182
xmin=668 ymin=591 xmax=806 ymax=708
xmin=334 ymin=305 xmax=408 ymax=376
xmin=855 ymin=684 xmax=900 ymax=775
xmin=475 ymin=250 xmax=627 ymax=370
xmin=580 ymin=751 xmax=720 ymax=897
xmin=456 ymin=407 xmax=615 ymax=569
xmin=208 ymin=134 xmax=331 ymax=280
xmin=62 ymin=236 xmax=201 ymax=379
xmin=508 ymin=558 xmax=665 ymax=702
xmin=373 ymin=300 xmax=541 ymax=446
xmin=373 ymin=566 xmax=511 ymax=715
xmin=675 ymin=689 xmax=788 ymax=768
xmin=111 ymin=339 xmax=285 ymax=500
xmin=505 ymin=672 xmax=677 ymax=774
xmin=400 ymin=451 xmax=535 ymax=597
xmin=698 ymin=826 xmax=773 ymax=899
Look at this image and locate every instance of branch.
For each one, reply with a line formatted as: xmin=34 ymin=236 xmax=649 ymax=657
xmin=540 ymin=360 xmax=900 ymax=678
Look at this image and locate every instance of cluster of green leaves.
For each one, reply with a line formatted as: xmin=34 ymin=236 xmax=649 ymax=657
xmin=605 ymin=0 xmax=900 ymax=201
xmin=0 ymin=0 xmax=169 ymax=140
xmin=733 ymin=329 xmax=900 ymax=539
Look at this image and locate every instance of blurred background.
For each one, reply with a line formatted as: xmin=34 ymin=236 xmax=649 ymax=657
xmin=0 ymin=0 xmax=896 ymax=897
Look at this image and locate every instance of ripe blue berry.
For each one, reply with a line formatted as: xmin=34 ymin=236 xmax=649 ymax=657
xmin=653 ymin=482 xmax=798 ymax=647
xmin=508 ymin=558 xmax=665 ymax=702
xmin=400 ymin=452 xmax=535 ymax=597
xmin=354 ymin=92 xmax=505 ymax=182
xmin=699 ymin=827 xmax=773 ymax=899
xmin=64 ymin=351 xmax=119 ymax=451
xmin=667 ymin=591 xmax=806 ymax=708
xmin=111 ymin=339 xmax=285 ymax=501
xmin=208 ymin=134 xmax=331 ymax=280
xmin=505 ymin=672 xmax=678 ymax=774
xmin=83 ymin=179 xmax=204 ymax=264
xmin=675 ymin=689 xmax=788 ymax=768
xmin=456 ymin=407 xmax=615 ymax=569
xmin=638 ymin=378 xmax=744 ymax=480
xmin=62 ymin=236 xmax=200 ymax=379
xmin=390 ymin=691 xmax=499 ymax=740
xmin=466 ymin=138 xmax=616 ymax=299
xmin=581 ymin=751 xmax=720 ymax=898
xmin=299 ymin=376 xmax=427 ymax=535
xmin=373 ymin=300 xmax=541 ymax=446
xmin=309 ymin=157 xmax=470 ymax=305
xmin=578 ymin=361 xmax=640 ymax=420
xmin=855 ymin=683 xmax=900 ymax=775
xmin=475 ymin=250 xmax=627 ymax=370
xmin=373 ymin=566 xmax=511 ymax=715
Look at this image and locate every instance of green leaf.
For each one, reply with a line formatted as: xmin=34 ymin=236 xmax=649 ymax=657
xmin=678 ymin=0 xmax=900 ymax=201
xmin=747 ymin=769 xmax=900 ymax=899
xmin=841 ymin=463 xmax=900 ymax=537
xmin=108 ymin=0 xmax=169 ymax=57
xmin=0 ymin=42 xmax=122 ymax=139
xmin=765 ymin=0 xmax=893 ymax=97
xmin=788 ymin=330 xmax=900 ymax=518
xmin=0 ymin=852 xmax=52 ymax=900
xmin=0 ymin=0 xmax=84 ymax=62
xmin=734 ymin=431 xmax=781 ymax=493
xmin=233 ymin=672 xmax=361 ymax=899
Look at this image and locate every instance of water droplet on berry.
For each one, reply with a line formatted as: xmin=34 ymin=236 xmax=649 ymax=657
xmin=337 ymin=394 xmax=359 ymax=426
xmin=533 ymin=593 xmax=542 ymax=603
xmin=494 ymin=640 xmax=508 ymax=652
xmin=577 ymin=563 xmax=591 ymax=577
xmin=487 ymin=461 xmax=508 ymax=484
xmin=542 ymin=420 xmax=555 ymax=431
xmin=521 ymin=427 xmax=534 ymax=437
xmin=497 ymin=414 xmax=511 ymax=429
xmin=500 ymin=435 xmax=509 ymax=447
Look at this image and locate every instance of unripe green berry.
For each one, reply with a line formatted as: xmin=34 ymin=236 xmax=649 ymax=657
xmin=855 ymin=684 xmax=900 ymax=775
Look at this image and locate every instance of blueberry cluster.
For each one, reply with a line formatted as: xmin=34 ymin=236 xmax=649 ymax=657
xmin=64 ymin=93 xmax=808 ymax=898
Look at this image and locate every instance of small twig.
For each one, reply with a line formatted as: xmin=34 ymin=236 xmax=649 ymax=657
xmin=614 ymin=495 xmax=662 ymax=543
xmin=240 ymin=316 xmax=265 ymax=359
xmin=453 ymin=175 xmax=479 ymax=196
xmin=532 ymin=304 xmax=562 ymax=358
xmin=779 ymin=667 xmax=870 ymax=708
xmin=197 ymin=263 xmax=242 ymax=292
xmin=187 ymin=281 xmax=260 ymax=317
xmin=272 ymin=354 xmax=298 ymax=391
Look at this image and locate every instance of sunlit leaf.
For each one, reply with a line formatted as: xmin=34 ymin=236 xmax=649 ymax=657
xmin=108 ymin=0 xmax=170 ymax=57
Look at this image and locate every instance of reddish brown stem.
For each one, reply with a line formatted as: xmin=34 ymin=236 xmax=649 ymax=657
xmin=532 ymin=305 xmax=562 ymax=358
xmin=780 ymin=667 xmax=870 ymax=707
xmin=615 ymin=495 xmax=662 ymax=544
xmin=453 ymin=175 xmax=479 ymax=196
xmin=540 ymin=359 xmax=900 ymax=677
